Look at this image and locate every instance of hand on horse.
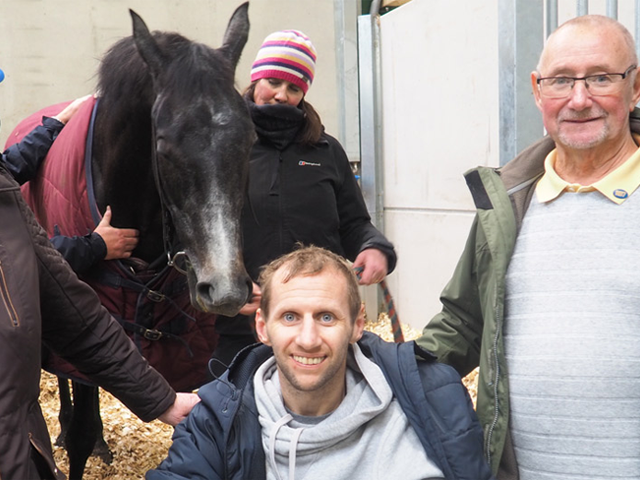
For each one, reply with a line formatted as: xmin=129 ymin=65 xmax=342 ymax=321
xmin=158 ymin=392 xmax=201 ymax=426
xmin=238 ymin=282 xmax=262 ymax=315
xmin=95 ymin=205 xmax=140 ymax=260
xmin=53 ymin=94 xmax=94 ymax=124
xmin=353 ymin=248 xmax=389 ymax=285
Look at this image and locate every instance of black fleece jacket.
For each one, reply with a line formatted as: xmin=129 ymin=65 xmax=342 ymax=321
xmin=241 ymin=131 xmax=397 ymax=281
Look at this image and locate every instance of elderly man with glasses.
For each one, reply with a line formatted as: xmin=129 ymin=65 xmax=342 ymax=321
xmin=418 ymin=14 xmax=640 ymax=480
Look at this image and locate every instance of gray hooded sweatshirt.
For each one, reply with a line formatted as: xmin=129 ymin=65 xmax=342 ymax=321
xmin=253 ymin=343 xmax=444 ymax=480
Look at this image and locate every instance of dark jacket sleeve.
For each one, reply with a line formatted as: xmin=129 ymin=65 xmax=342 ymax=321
xmin=359 ymin=333 xmax=493 ymax=480
xmin=50 ymin=230 xmax=107 ymax=273
xmin=414 ymin=350 xmax=494 ymax=480
xmin=12 ymin=180 xmax=176 ymax=421
xmin=148 ymin=351 xmax=267 ymax=480
xmin=1 ymin=116 xmax=64 ymax=185
xmin=329 ymin=136 xmax=397 ymax=272
xmin=146 ymin=398 xmax=225 ymax=480
xmin=415 ymin=216 xmax=486 ymax=377
xmin=2 ymin=118 xmax=107 ymax=271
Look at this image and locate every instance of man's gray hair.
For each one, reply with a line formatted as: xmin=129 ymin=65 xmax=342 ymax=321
xmin=538 ymin=15 xmax=638 ymax=71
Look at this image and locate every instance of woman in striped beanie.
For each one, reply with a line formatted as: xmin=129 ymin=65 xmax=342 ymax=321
xmin=247 ymin=29 xmax=322 ymax=144
xmin=209 ymin=30 xmax=397 ymax=376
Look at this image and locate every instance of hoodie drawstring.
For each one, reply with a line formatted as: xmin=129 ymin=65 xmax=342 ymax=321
xmin=268 ymin=414 xmax=306 ymax=480
xmin=289 ymin=427 xmax=304 ymax=480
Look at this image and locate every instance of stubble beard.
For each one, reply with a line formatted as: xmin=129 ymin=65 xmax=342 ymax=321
xmin=556 ymin=108 xmax=610 ymax=150
xmin=276 ymin=344 xmax=350 ymax=396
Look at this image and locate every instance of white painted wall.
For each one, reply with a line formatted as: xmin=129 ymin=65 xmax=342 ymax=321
xmin=378 ymin=0 xmax=500 ymax=330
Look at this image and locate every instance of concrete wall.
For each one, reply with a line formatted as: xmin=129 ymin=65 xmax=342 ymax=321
xmin=0 ymin=0 xmax=340 ymax=147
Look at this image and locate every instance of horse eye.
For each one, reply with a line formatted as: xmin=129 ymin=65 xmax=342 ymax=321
xmin=156 ymin=138 xmax=167 ymax=155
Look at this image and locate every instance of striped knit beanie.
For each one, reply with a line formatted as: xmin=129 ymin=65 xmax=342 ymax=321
xmin=250 ymin=30 xmax=317 ymax=94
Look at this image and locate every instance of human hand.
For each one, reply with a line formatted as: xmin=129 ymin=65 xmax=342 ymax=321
xmin=239 ymin=282 xmax=262 ymax=315
xmin=353 ymin=248 xmax=388 ymax=285
xmin=94 ymin=206 xmax=139 ymax=260
xmin=157 ymin=392 xmax=201 ymax=426
xmin=53 ymin=94 xmax=94 ymax=124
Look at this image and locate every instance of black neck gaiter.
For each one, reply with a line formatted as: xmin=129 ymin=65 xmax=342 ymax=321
xmin=247 ymin=100 xmax=305 ymax=150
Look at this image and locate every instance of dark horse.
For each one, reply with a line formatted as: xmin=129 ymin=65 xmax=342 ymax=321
xmin=13 ymin=3 xmax=254 ymax=479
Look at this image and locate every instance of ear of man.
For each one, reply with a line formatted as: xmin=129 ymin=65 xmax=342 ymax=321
xmin=255 ymin=308 xmax=271 ymax=346
xmin=629 ymin=66 xmax=640 ymax=110
xmin=350 ymin=303 xmax=366 ymax=344
xmin=530 ymin=71 xmax=544 ymax=111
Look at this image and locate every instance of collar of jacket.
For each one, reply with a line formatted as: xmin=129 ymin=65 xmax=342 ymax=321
xmin=464 ymin=107 xmax=640 ymax=231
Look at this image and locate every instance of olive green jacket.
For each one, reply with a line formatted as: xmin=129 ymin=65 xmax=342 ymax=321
xmin=416 ymin=110 xmax=640 ymax=479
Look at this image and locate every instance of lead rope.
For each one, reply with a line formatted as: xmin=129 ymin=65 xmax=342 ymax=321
xmin=353 ymin=266 xmax=404 ymax=343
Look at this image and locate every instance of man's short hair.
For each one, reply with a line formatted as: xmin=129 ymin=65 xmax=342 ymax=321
xmin=539 ymin=14 xmax=638 ymax=69
xmin=258 ymin=245 xmax=362 ymax=322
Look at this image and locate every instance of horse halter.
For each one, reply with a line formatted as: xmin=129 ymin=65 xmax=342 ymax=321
xmin=167 ymin=250 xmax=190 ymax=275
xmin=149 ymin=122 xmax=191 ymax=276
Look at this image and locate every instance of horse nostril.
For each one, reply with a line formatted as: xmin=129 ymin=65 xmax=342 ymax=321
xmin=196 ymin=282 xmax=215 ymax=304
xmin=195 ymin=276 xmax=253 ymax=313
xmin=245 ymin=278 xmax=253 ymax=304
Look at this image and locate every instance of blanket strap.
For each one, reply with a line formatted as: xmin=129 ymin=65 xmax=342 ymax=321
xmin=112 ymin=315 xmax=195 ymax=358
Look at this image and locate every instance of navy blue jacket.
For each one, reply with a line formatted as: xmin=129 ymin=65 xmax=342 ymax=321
xmin=1 ymin=116 xmax=107 ymax=272
xmin=147 ymin=332 xmax=494 ymax=480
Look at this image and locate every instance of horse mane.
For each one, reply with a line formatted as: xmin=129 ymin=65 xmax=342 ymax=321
xmin=97 ymin=31 xmax=234 ymax=116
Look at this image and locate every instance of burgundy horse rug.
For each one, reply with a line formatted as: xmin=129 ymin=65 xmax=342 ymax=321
xmin=5 ymin=98 xmax=218 ymax=391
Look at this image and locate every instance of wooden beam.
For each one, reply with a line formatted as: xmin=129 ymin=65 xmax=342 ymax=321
xmin=382 ymin=0 xmax=411 ymax=7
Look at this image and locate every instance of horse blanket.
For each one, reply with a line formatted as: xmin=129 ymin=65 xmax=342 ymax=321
xmin=5 ymin=98 xmax=218 ymax=391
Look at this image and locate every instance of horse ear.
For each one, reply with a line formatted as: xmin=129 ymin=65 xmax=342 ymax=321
xmin=219 ymin=2 xmax=250 ymax=69
xmin=129 ymin=9 xmax=164 ymax=79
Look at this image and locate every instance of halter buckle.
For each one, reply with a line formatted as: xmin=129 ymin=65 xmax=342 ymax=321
xmin=146 ymin=290 xmax=165 ymax=302
xmin=143 ymin=328 xmax=163 ymax=341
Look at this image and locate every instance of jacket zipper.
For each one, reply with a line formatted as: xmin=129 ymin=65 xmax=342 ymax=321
xmin=485 ymin=291 xmax=502 ymax=465
xmin=480 ymin=167 xmax=506 ymax=467
xmin=0 ymin=260 xmax=19 ymax=327
xmin=29 ymin=432 xmax=62 ymax=479
xmin=277 ymin=152 xmax=284 ymax=252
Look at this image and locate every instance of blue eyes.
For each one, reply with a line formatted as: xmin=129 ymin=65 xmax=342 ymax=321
xmin=281 ymin=313 xmax=335 ymax=323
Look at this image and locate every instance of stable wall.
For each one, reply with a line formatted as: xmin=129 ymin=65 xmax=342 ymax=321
xmin=379 ymin=1 xmax=500 ymax=330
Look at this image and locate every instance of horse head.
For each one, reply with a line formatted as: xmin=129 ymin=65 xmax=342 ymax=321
xmin=123 ymin=4 xmax=255 ymax=316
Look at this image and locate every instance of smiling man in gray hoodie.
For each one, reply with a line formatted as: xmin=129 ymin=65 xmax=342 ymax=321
xmin=147 ymin=246 xmax=493 ymax=480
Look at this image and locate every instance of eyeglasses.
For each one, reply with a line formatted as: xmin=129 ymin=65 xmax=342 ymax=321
xmin=536 ymin=65 xmax=637 ymax=98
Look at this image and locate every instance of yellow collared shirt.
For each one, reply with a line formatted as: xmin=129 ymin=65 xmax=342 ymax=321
xmin=536 ymin=137 xmax=640 ymax=205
